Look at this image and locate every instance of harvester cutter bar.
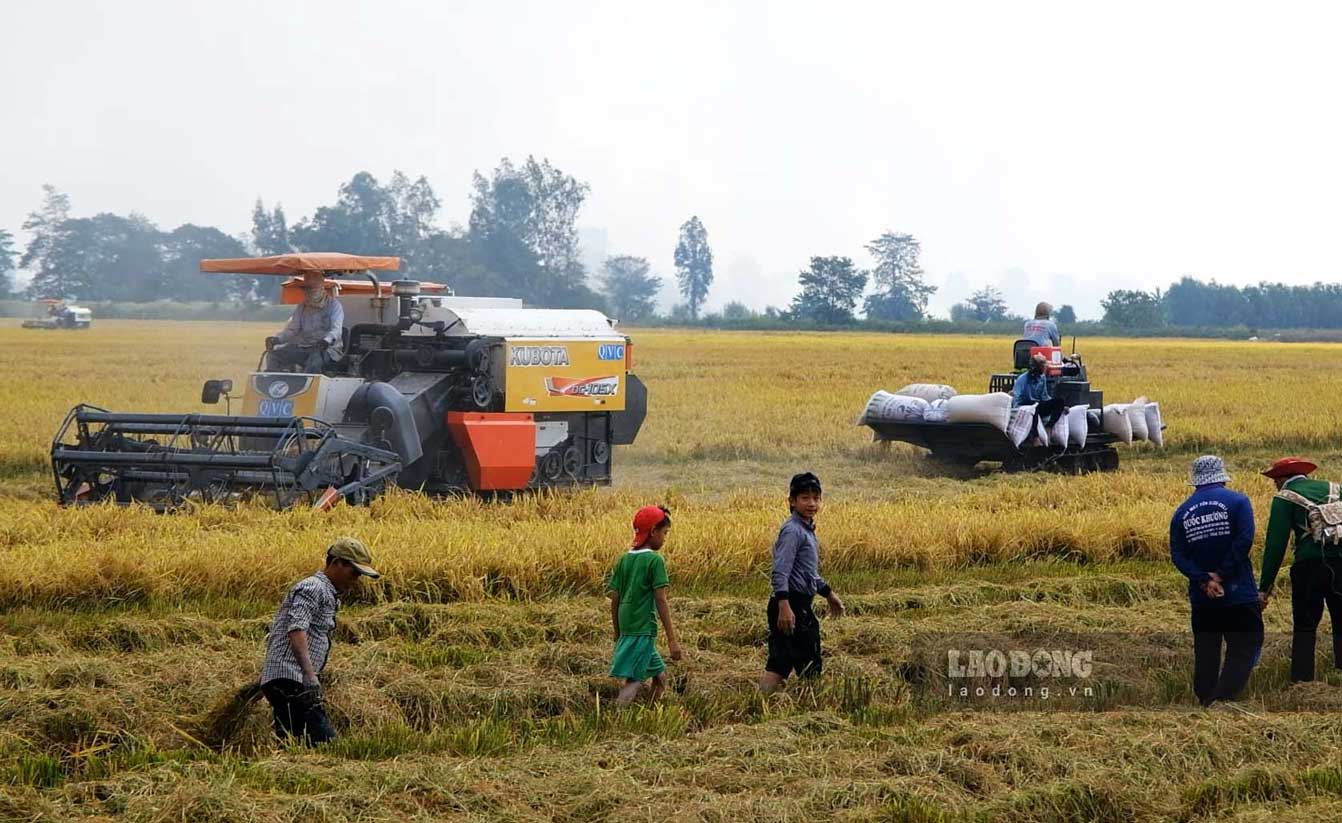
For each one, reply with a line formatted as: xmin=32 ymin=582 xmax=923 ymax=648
xmin=50 ymin=404 xmax=401 ymax=509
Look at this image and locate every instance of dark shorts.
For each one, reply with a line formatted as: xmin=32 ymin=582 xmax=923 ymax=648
xmin=766 ymin=595 xmax=822 ymax=678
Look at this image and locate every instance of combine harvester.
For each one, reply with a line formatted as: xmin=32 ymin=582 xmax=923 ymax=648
xmin=860 ymin=339 xmax=1163 ymax=474
xmin=51 ymin=253 xmax=647 ymax=509
xmin=23 ymin=299 xmax=92 ymax=329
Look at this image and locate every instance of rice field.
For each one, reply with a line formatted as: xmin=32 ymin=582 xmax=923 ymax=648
xmin=3 ymin=320 xmax=1342 ymax=821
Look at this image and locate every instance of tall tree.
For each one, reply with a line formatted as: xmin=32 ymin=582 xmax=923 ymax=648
xmin=599 ymin=255 xmax=662 ymax=322
xmin=791 ymin=256 xmax=868 ymax=325
xmin=248 ymin=199 xmax=291 ymax=302
xmin=863 ymin=232 xmax=936 ymax=321
xmin=162 ymin=224 xmax=250 ymax=301
xmin=673 ymin=216 xmax=713 ymax=319
xmin=0 ymin=229 xmax=16 ymax=297
xmin=1102 ymin=289 xmax=1165 ymax=328
xmin=1056 ymin=304 xmax=1077 ymax=324
xmin=36 ymin=213 xmax=164 ymax=301
xmin=951 ymin=286 xmax=1009 ymax=322
xmin=292 ymin=172 xmax=393 ymax=256
xmin=20 ymin=184 xmax=73 ymax=297
xmin=467 ymin=157 xmax=597 ymax=307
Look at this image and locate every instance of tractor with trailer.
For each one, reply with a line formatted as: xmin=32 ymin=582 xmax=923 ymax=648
xmin=50 ymin=253 xmax=647 ymax=509
xmin=23 ymin=299 xmax=92 ymax=330
xmin=863 ymin=339 xmax=1133 ymax=474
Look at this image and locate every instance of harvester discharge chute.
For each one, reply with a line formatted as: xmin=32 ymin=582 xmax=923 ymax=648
xmin=51 ymin=405 xmax=401 ymax=510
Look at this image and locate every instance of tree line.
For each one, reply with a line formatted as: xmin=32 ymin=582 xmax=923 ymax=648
xmin=0 ymin=160 xmax=718 ymax=319
xmin=1100 ymin=277 xmax=1342 ymax=330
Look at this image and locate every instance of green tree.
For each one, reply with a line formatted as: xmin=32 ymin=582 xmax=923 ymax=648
xmin=21 ymin=184 xmax=73 ymax=298
xmin=599 ymin=255 xmax=662 ymax=322
xmin=863 ymin=232 xmax=935 ymax=321
xmin=951 ymin=286 xmax=1009 ymax=322
xmin=791 ymin=256 xmax=868 ymax=325
xmin=1056 ymin=304 xmax=1077 ymax=324
xmin=162 ymin=224 xmax=250 ymax=302
xmin=468 ymin=157 xmax=597 ymax=307
xmin=38 ymin=213 xmax=164 ymax=301
xmin=0 ymin=229 xmax=16 ymax=297
xmin=722 ymin=301 xmax=755 ymax=321
xmin=1102 ymin=289 xmax=1165 ymax=328
xmin=292 ymin=171 xmax=394 ymax=257
xmin=248 ymin=199 xmax=291 ymax=302
xmin=673 ymin=216 xmax=713 ymax=319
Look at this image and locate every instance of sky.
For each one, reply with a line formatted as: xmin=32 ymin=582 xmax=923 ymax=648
xmin=4 ymin=0 xmax=1342 ymax=318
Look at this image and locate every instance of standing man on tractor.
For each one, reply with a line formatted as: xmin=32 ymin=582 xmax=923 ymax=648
xmin=265 ymin=270 xmax=344 ymax=373
xmin=1023 ymin=302 xmax=1062 ymax=348
xmin=1258 ymin=457 xmax=1342 ymax=682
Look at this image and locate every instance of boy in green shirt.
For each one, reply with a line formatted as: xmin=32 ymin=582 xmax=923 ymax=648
xmin=607 ymin=505 xmax=684 ymax=705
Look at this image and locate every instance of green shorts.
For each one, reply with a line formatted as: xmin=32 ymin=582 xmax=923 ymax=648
xmin=610 ymin=634 xmax=666 ymax=682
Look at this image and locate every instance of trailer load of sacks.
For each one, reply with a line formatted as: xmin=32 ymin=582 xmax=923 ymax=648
xmin=859 ymin=384 xmax=1164 ymax=449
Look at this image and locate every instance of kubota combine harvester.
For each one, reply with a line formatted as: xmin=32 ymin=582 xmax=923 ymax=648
xmin=51 ymin=253 xmax=647 ymax=509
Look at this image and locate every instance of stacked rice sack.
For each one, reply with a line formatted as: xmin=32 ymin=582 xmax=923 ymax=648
xmin=858 ymin=384 xmax=958 ymax=425
xmin=1101 ymin=396 xmax=1165 ymax=447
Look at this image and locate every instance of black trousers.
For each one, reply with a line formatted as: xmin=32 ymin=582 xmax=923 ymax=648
xmin=765 ymin=595 xmax=822 ymax=679
xmin=261 ymin=678 xmax=336 ymax=745
xmin=1035 ymin=396 xmax=1067 ymax=430
xmin=1290 ymin=556 xmax=1342 ymax=682
xmin=1191 ymin=603 xmax=1264 ymax=706
xmin=265 ymin=345 xmax=331 ymax=374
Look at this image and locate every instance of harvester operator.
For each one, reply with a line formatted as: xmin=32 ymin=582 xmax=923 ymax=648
xmin=265 ymin=271 xmax=344 ymax=373
xmin=1023 ymin=302 xmax=1062 ymax=348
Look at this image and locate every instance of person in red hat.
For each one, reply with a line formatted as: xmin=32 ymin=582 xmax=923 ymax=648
xmin=1258 ymin=457 xmax=1342 ymax=682
xmin=606 ymin=505 xmax=684 ymax=705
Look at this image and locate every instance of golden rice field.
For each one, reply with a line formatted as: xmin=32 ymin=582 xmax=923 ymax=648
xmin=3 ymin=320 xmax=1342 ymax=822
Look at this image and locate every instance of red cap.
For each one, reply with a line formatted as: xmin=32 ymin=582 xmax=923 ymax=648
xmin=631 ymin=505 xmax=669 ymax=548
xmin=1261 ymin=457 xmax=1318 ymax=480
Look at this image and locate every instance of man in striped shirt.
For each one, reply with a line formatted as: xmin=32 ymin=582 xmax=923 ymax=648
xmin=259 ymin=537 xmax=380 ymax=745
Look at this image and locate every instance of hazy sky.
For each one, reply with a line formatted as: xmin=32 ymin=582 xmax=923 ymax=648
xmin=5 ymin=1 xmax=1342 ymax=317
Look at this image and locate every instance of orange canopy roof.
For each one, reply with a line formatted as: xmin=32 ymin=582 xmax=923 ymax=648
xmin=279 ymin=278 xmax=451 ymax=304
xmin=200 ymin=253 xmax=401 ymax=275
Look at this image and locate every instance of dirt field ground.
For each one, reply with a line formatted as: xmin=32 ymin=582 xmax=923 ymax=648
xmin=2 ymin=321 xmax=1341 ymax=821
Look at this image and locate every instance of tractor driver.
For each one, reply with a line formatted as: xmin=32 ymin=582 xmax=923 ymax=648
xmin=1023 ymin=302 xmax=1062 ymax=348
xmin=265 ymin=271 xmax=345 ymax=373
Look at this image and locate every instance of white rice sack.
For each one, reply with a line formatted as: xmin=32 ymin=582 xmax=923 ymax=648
xmin=1048 ymin=411 xmax=1070 ymax=448
xmin=1103 ymin=404 xmax=1134 ymax=444
xmin=1144 ymin=402 xmax=1165 ymax=448
xmin=1007 ymin=405 xmax=1036 ymax=447
xmin=895 ymin=383 xmax=958 ymax=403
xmin=1035 ymin=415 xmax=1050 ymax=447
xmin=923 ymin=406 xmax=950 ymax=424
xmin=1067 ymin=405 xmax=1090 ymax=448
xmin=946 ymin=392 xmax=1012 ymax=434
xmin=859 ymin=391 xmax=929 ymax=425
xmin=1125 ymin=396 xmax=1150 ymax=442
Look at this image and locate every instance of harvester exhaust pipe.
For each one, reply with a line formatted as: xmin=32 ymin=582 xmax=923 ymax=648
xmin=392 ymin=279 xmax=422 ymax=331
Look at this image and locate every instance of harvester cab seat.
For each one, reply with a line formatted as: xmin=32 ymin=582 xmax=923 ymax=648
xmin=1012 ymin=339 xmax=1035 ymax=371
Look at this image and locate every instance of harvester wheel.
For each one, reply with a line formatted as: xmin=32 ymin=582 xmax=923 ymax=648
xmin=562 ymin=445 xmax=583 ymax=477
xmin=591 ymin=440 xmax=609 ymax=465
xmin=541 ymin=451 xmax=564 ymax=482
xmin=471 ymin=376 xmax=494 ymax=410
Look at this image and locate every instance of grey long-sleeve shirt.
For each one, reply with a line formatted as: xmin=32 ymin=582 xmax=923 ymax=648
xmin=770 ymin=512 xmax=832 ymax=599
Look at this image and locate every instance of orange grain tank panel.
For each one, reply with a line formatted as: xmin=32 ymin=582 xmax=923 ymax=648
xmin=446 ymin=412 xmax=536 ymax=490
